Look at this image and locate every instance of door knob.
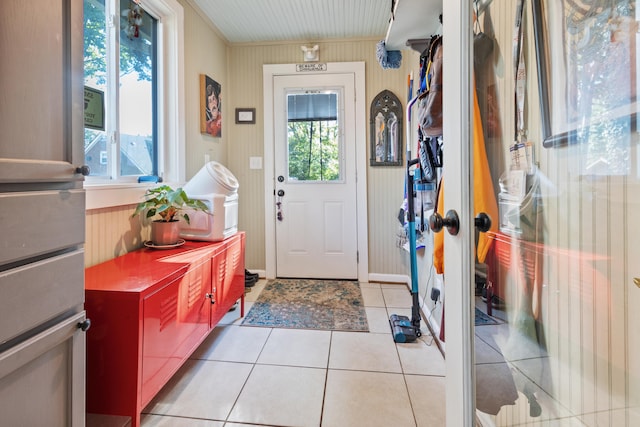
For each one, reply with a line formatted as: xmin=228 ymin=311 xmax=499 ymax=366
xmin=429 ymin=210 xmax=460 ymax=235
xmin=474 ymin=212 xmax=492 ymax=233
xmin=634 ymin=278 xmax=640 ymax=288
xmin=277 ymin=189 xmax=285 ymax=197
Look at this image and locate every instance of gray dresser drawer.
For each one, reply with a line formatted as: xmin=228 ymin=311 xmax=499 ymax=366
xmin=0 ymin=250 xmax=84 ymax=344
xmin=0 ymin=190 xmax=84 ymax=265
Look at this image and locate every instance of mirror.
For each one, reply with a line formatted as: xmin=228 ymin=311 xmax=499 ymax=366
xmin=370 ymin=90 xmax=403 ymax=166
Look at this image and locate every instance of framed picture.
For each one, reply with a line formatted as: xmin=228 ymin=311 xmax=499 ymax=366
xmin=200 ymin=74 xmax=222 ymax=137
xmin=532 ymin=0 xmax=637 ymax=148
xmin=235 ymin=108 xmax=256 ymax=124
xmin=370 ymin=90 xmax=403 ymax=166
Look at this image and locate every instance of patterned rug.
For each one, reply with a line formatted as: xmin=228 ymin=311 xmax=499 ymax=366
xmin=241 ymin=279 xmax=369 ymax=331
xmin=475 ymin=307 xmax=499 ymax=325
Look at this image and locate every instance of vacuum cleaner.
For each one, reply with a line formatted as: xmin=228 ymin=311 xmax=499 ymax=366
xmin=389 ymin=94 xmax=423 ymax=343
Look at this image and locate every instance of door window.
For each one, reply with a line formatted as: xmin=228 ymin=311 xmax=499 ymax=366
xmin=286 ymin=91 xmax=343 ymax=182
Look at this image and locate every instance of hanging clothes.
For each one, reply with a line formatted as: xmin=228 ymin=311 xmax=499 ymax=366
xmin=433 ymin=81 xmax=499 ymax=274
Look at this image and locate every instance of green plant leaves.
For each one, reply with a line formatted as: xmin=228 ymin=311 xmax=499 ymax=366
xmin=132 ymin=185 xmax=209 ymax=223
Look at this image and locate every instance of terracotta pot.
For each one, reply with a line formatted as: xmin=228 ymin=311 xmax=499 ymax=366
xmin=151 ymin=220 xmax=180 ymax=245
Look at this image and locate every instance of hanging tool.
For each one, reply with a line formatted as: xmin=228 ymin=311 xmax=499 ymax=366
xmin=389 ymin=94 xmax=422 ymax=343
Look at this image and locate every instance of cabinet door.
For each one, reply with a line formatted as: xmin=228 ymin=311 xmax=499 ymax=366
xmin=0 ymin=0 xmax=85 ymax=184
xmin=209 ymin=245 xmax=228 ymax=327
xmin=208 ymin=234 xmax=245 ymax=327
xmin=225 ymin=233 xmax=245 ymax=302
xmin=141 ymin=259 xmax=211 ymax=406
xmin=0 ymin=312 xmax=86 ymax=427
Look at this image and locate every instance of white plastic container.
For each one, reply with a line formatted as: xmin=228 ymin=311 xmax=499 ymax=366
xmin=180 ymin=161 xmax=240 ymax=242
xmin=179 ymin=193 xmax=238 ymax=242
xmin=183 ymin=161 xmax=238 ymax=196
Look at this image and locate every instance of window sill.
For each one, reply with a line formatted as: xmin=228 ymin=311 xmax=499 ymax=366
xmin=84 ymin=183 xmax=152 ymax=211
xmin=84 ymin=181 xmax=182 ymax=211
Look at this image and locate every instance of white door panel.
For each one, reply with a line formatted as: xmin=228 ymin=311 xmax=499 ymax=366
xmin=274 ymin=73 xmax=358 ymax=279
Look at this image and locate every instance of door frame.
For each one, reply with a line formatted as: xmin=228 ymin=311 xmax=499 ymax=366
xmin=262 ymin=62 xmax=368 ymax=282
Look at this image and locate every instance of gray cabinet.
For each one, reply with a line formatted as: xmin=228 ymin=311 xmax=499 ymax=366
xmin=0 ymin=0 xmax=85 ymax=184
xmin=0 ymin=0 xmax=87 ymax=425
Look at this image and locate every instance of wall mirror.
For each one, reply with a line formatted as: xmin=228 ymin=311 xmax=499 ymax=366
xmin=370 ymin=90 xmax=403 ymax=166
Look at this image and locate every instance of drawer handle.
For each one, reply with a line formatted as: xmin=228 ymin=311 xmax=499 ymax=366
xmin=77 ymin=319 xmax=91 ymax=332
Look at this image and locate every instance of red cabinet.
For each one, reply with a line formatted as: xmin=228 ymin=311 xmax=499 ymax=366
xmin=85 ymin=233 xmax=245 ymax=427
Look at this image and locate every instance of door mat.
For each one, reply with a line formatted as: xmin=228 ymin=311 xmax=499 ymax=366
xmin=475 ymin=307 xmax=499 ymax=326
xmin=241 ymin=279 xmax=369 ymax=331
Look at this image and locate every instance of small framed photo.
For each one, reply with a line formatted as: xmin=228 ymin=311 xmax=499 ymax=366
xmin=235 ymin=108 xmax=256 ymax=124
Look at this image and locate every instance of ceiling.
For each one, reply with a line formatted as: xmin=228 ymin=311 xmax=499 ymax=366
xmin=190 ymin=0 xmax=392 ymax=44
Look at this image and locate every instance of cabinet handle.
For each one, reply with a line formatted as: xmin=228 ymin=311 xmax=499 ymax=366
xmin=205 ymin=293 xmax=216 ymax=304
xmin=77 ymin=319 xmax=91 ymax=332
xmin=75 ymin=165 xmax=90 ymax=176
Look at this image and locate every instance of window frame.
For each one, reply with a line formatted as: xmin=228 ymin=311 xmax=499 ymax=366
xmin=84 ymin=0 xmax=185 ymax=210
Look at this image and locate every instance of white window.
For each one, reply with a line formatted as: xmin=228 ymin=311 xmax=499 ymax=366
xmin=83 ymin=0 xmax=184 ymax=192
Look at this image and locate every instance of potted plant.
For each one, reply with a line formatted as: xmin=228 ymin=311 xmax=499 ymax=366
xmin=132 ymin=185 xmax=209 ymax=245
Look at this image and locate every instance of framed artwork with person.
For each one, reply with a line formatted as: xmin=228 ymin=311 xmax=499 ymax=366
xmin=200 ymin=74 xmax=222 ymax=137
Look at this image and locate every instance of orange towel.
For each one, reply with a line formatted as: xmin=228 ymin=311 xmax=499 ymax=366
xmin=433 ymin=84 xmax=498 ymax=274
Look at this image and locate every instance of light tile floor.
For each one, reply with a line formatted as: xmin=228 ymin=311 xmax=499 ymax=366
xmin=141 ymin=281 xmax=446 ymax=427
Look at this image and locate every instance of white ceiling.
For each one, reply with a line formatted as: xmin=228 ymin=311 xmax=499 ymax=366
xmin=190 ymin=0 xmax=392 ymax=44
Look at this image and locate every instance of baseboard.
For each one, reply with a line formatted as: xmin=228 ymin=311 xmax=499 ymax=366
xmin=367 ymin=273 xmax=410 ymax=285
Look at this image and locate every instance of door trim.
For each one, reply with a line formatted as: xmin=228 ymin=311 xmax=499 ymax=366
xmin=263 ymin=62 xmax=368 ymax=282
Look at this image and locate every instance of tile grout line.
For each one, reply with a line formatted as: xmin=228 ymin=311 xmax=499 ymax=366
xmin=222 ymin=326 xmax=275 ymax=425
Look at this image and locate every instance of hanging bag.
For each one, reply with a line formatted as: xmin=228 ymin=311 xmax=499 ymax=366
xmin=473 ymin=0 xmax=494 ymax=70
xmin=418 ymin=34 xmax=443 ymax=137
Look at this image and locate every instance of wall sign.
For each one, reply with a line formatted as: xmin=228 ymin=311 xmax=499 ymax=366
xmin=296 ymin=63 xmax=327 ymax=72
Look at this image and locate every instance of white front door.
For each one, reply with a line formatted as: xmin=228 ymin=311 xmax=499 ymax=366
xmin=272 ymin=73 xmax=358 ymax=279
